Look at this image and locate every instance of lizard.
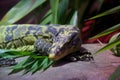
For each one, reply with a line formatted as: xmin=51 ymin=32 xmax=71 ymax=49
xmin=0 ymin=24 xmax=93 ymax=66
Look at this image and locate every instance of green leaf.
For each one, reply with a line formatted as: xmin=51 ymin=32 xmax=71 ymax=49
xmin=0 ymin=49 xmax=32 ymax=58
xmin=0 ymin=0 xmax=46 ymax=25
xmin=8 ymin=57 xmax=29 ymax=75
xmin=109 ymin=66 xmax=120 ymax=80
xmin=91 ymin=23 xmax=120 ymax=39
xmin=69 ymin=11 xmax=78 ymax=25
xmin=0 ymin=49 xmax=53 ymax=75
xmin=31 ymin=57 xmax=53 ymax=74
xmin=58 ymin=0 xmax=69 ymax=23
xmin=11 ymin=58 xmax=29 ymax=69
xmin=8 ymin=67 xmax=24 ymax=75
xmin=50 ymin=0 xmax=59 ymax=23
xmin=29 ymin=60 xmax=39 ymax=73
xmin=9 ymin=56 xmax=36 ymax=75
xmin=22 ymin=58 xmax=37 ymax=75
xmin=109 ymin=33 xmax=120 ymax=56
xmin=22 ymin=57 xmax=35 ymax=66
xmin=76 ymin=0 xmax=90 ymax=28
xmin=41 ymin=57 xmax=53 ymax=71
xmin=89 ymin=5 xmax=120 ymax=20
xmin=42 ymin=58 xmax=53 ymax=71
xmin=9 ymin=58 xmax=35 ymax=75
xmin=40 ymin=10 xmax=52 ymax=24
xmin=9 ymin=55 xmax=54 ymax=75
xmin=60 ymin=9 xmax=75 ymax=24
xmin=94 ymin=38 xmax=120 ymax=55
xmin=31 ymin=55 xmax=47 ymax=59
xmin=31 ymin=58 xmax=45 ymax=74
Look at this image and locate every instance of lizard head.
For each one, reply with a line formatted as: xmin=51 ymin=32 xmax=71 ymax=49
xmin=49 ymin=27 xmax=81 ymax=61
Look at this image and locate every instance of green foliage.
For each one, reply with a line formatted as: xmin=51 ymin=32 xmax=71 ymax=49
xmin=0 ymin=49 xmax=54 ymax=75
xmin=109 ymin=33 xmax=120 ymax=56
xmin=89 ymin=5 xmax=120 ymax=79
xmin=40 ymin=10 xmax=52 ymax=24
xmin=91 ymin=23 xmax=120 ymax=39
xmin=89 ymin=5 xmax=120 ymax=20
xmin=89 ymin=6 xmax=120 ymax=56
xmin=50 ymin=0 xmax=59 ymax=23
xmin=9 ymin=56 xmax=53 ymax=75
xmin=89 ymin=5 xmax=120 ymax=56
xmin=108 ymin=66 xmax=120 ymax=80
xmin=0 ymin=49 xmax=32 ymax=58
xmin=0 ymin=0 xmax=46 ymax=25
xmin=94 ymin=37 xmax=120 ymax=55
xmin=0 ymin=0 xmax=91 ymax=27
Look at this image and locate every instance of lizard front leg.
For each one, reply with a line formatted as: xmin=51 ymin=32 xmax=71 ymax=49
xmin=63 ymin=47 xmax=94 ymax=62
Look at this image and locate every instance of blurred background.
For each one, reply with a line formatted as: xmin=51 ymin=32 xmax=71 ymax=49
xmin=0 ymin=0 xmax=120 ymax=43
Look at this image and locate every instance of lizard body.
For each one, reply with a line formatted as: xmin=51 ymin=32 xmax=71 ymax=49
xmin=0 ymin=24 xmax=81 ymax=61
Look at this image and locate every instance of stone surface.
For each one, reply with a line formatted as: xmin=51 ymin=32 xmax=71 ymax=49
xmin=0 ymin=44 xmax=120 ymax=80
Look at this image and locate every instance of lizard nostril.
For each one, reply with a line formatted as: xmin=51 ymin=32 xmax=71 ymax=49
xmin=55 ymin=47 xmax=61 ymax=54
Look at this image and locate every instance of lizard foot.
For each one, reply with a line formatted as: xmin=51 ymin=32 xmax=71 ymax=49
xmin=0 ymin=58 xmax=17 ymax=67
xmin=63 ymin=47 xmax=94 ymax=62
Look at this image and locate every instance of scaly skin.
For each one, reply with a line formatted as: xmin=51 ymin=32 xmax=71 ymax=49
xmin=0 ymin=24 xmax=81 ymax=61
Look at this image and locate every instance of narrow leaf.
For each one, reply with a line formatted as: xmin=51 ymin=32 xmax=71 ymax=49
xmin=8 ymin=67 xmax=24 ymax=75
xmin=58 ymin=0 xmax=69 ymax=23
xmin=42 ymin=59 xmax=54 ymax=71
xmin=9 ymin=58 xmax=29 ymax=75
xmin=40 ymin=10 xmax=52 ymax=24
xmin=109 ymin=66 xmax=120 ymax=80
xmin=36 ymin=57 xmax=48 ymax=71
xmin=9 ymin=56 xmax=35 ymax=75
xmin=31 ymin=58 xmax=45 ymax=74
xmin=0 ymin=0 xmax=46 ymax=25
xmin=69 ymin=11 xmax=78 ymax=26
xmin=30 ymin=61 xmax=39 ymax=73
xmin=31 ymin=55 xmax=47 ymax=59
xmin=77 ymin=0 xmax=90 ymax=28
xmin=50 ymin=0 xmax=59 ymax=23
xmin=109 ymin=33 xmax=120 ymax=56
xmin=89 ymin=5 xmax=120 ymax=20
xmin=91 ymin=23 xmax=120 ymax=39
xmin=23 ymin=59 xmax=37 ymax=75
xmin=41 ymin=58 xmax=50 ymax=70
xmin=0 ymin=49 xmax=32 ymax=58
xmin=31 ymin=57 xmax=53 ymax=74
xmin=94 ymin=38 xmax=120 ymax=55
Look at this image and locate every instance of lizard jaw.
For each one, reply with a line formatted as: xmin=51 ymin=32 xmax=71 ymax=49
xmin=49 ymin=54 xmax=55 ymax=60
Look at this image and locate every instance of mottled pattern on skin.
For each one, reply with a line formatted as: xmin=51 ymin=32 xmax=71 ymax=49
xmin=46 ymin=27 xmax=58 ymax=37
xmin=27 ymin=26 xmax=42 ymax=35
xmin=0 ymin=24 xmax=80 ymax=60
xmin=34 ymin=39 xmax=52 ymax=55
xmin=5 ymin=26 xmax=17 ymax=42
